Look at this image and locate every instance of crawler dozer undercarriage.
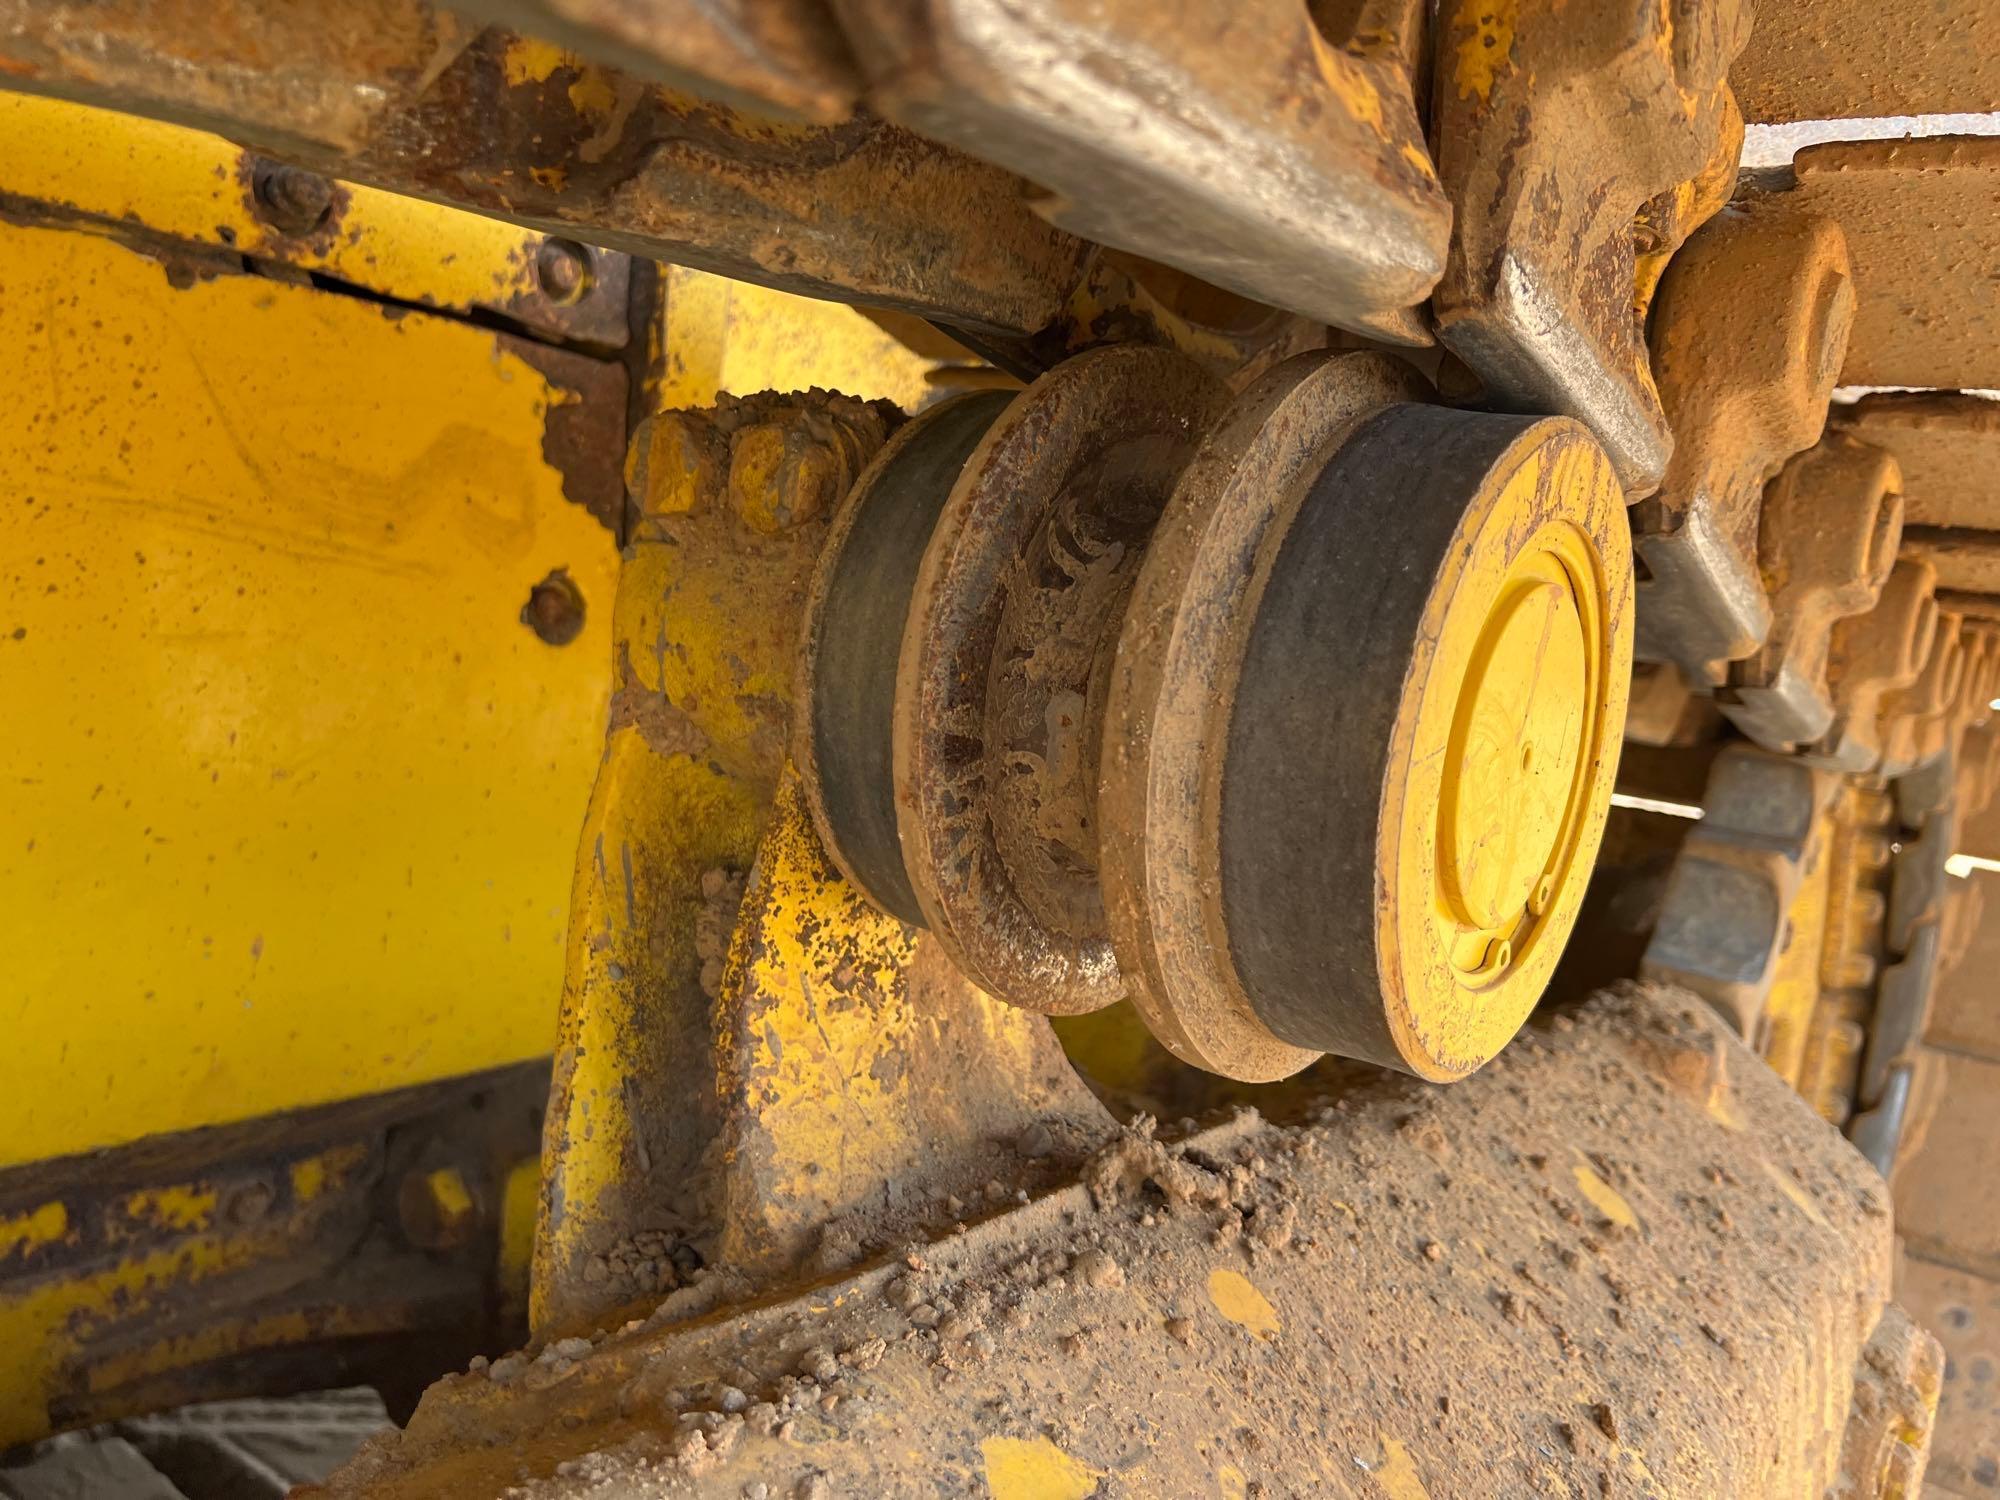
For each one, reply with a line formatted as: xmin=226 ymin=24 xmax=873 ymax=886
xmin=2 ymin=0 xmax=1999 ymax=1494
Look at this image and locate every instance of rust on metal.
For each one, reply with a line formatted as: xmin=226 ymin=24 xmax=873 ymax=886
xmin=1634 ymin=197 xmax=1854 ymax=688
xmin=457 ymin=0 xmax=863 ymax=122
xmin=506 ymin=336 xmax=635 ymax=534
xmin=1431 ymin=0 xmax=1749 ymax=494
xmin=841 ymin=0 xmax=1451 ymax=344
xmin=1730 ymin=0 xmax=2000 ymax=122
xmin=313 ymin=986 xmax=1928 ymax=1499
xmin=1721 ymin=434 xmax=1904 ymax=751
xmin=1037 ymin=251 xmax=1329 ymax=392
xmin=0 ymin=4 xmax=1091 ymax=343
xmin=1810 ymin=559 xmax=1941 ymax=773
xmin=534 ymin=390 xmax=902 ymax=1339
xmin=0 ymin=0 xmax=473 ymax=155
xmin=0 ymin=1063 xmax=548 ymax=1446
xmin=1750 ymin=137 xmax=2000 ymax=392
xmin=1834 ymin=393 xmax=2000 ymax=533
xmin=894 ymin=346 xmax=1229 ymax=1017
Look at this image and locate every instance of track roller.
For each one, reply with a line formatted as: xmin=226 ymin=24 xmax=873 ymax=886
xmin=800 ymin=346 xmax=1633 ymax=1081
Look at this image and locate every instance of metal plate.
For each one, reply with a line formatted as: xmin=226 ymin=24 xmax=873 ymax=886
xmin=1903 ymin=530 xmax=2000 ymax=595
xmin=1731 ymin=0 xmax=2000 ymax=122
xmin=1894 ymin=1049 xmax=2000 ymax=1277
xmin=0 ymin=213 xmax=619 ymax=1168
xmin=1756 ymin=138 xmax=2000 ymax=391
xmin=1834 ymin=392 xmax=2000 ymax=532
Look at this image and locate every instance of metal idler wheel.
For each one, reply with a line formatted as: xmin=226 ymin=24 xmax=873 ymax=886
xmin=1157 ymin=404 xmax=1632 ymax=1081
xmin=895 ymin=346 xmax=1231 ymax=1014
xmin=797 ymin=390 xmax=1016 ymax=923
xmin=1100 ymin=350 xmax=1430 ymax=1080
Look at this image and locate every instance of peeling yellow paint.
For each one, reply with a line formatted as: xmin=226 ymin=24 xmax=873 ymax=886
xmin=1453 ymin=0 xmax=1518 ymax=101
xmin=980 ymin=1435 xmax=1100 ymax=1500
xmin=502 ymin=37 xmax=572 ymax=85
xmin=124 ymin=1187 xmax=216 ymax=1236
xmin=567 ymin=68 xmax=619 ymax=120
xmin=0 ymin=1203 xmax=69 ymax=1258
xmin=1571 ymin=1160 xmax=1639 ymax=1231
xmin=1375 ymin=1434 xmax=1433 ymax=1500
xmin=1309 ymin=27 xmax=1387 ymax=133
xmin=1207 ymin=1268 xmax=1280 ymax=1339
xmin=290 ymin=1159 xmax=330 ymax=1204
xmin=0 ymin=93 xmax=594 ymax=328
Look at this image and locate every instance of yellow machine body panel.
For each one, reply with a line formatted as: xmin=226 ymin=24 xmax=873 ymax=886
xmin=0 ymin=202 xmax=618 ymax=1167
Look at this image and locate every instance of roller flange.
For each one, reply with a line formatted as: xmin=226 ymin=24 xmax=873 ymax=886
xmin=802 ymin=348 xmax=1633 ymax=1082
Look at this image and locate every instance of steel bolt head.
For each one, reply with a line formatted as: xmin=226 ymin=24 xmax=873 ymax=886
xmin=250 ymin=158 xmax=335 ymax=236
xmin=521 ymin=569 xmax=586 ymax=646
xmin=535 ymin=238 xmax=594 ymax=305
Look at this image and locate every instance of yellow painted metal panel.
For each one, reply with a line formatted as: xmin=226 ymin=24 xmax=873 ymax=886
xmin=0 ymin=91 xmax=588 ymax=333
xmin=0 ymin=219 xmax=617 ymax=1166
xmin=659 ymin=265 xmax=939 ymax=411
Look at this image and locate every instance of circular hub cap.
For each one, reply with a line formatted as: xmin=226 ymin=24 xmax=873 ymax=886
xmin=1213 ymin=405 xmax=1631 ymax=1080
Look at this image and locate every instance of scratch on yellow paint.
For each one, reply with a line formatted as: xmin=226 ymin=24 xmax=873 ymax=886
xmin=502 ymin=37 xmax=572 ymax=85
xmin=1762 ymin=1161 xmax=1831 ymax=1231
xmin=980 ymin=1435 xmax=1100 ymax=1500
xmin=1374 ymin=1435 xmax=1433 ymax=1500
xmin=1571 ymin=1160 xmax=1639 ymax=1231
xmin=0 ymin=1202 xmax=68 ymax=1258
xmin=1453 ymin=0 xmax=1518 ymax=101
xmin=1208 ymin=1268 xmax=1280 ymax=1339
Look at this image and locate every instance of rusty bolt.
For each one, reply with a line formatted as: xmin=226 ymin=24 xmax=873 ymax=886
xmin=223 ymin=1179 xmax=275 ymax=1228
xmin=250 ymin=158 xmax=335 ymax=236
xmin=728 ymin=423 xmax=841 ymax=535
xmin=521 ymin=568 xmax=586 ymax=646
xmin=535 ymin=238 xmax=595 ymax=305
xmin=398 ymin=1166 xmax=479 ymax=1253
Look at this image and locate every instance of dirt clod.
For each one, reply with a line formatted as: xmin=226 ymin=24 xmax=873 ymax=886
xmin=1074 ymin=1249 xmax=1125 ymax=1289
